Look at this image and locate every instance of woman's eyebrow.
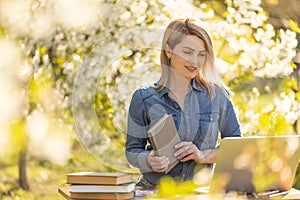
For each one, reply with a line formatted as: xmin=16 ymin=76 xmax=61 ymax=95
xmin=182 ymin=46 xmax=206 ymax=52
xmin=182 ymin=47 xmax=194 ymax=51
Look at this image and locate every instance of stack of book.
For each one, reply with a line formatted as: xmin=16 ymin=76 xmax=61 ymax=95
xmin=58 ymin=172 xmax=135 ymax=200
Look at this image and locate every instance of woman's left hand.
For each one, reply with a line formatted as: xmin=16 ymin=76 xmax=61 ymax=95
xmin=174 ymin=141 xmax=219 ymax=164
xmin=174 ymin=141 xmax=203 ymax=164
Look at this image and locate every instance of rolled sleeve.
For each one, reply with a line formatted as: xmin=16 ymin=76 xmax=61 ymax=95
xmin=137 ymin=151 xmax=153 ymax=173
xmin=219 ymin=97 xmax=241 ymax=138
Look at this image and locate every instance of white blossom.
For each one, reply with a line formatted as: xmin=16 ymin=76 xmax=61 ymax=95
xmin=274 ymin=92 xmax=300 ymax=124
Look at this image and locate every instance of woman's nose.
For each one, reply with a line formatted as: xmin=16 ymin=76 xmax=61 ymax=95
xmin=189 ymin=54 xmax=198 ymax=66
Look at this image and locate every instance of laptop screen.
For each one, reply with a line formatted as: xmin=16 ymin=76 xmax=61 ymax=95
xmin=209 ymin=135 xmax=300 ymax=194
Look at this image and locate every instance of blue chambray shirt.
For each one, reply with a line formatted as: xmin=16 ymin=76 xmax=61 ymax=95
xmin=125 ymin=79 xmax=241 ymax=185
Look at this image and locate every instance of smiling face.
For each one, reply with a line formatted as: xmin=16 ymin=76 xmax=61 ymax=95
xmin=166 ymin=35 xmax=206 ymax=83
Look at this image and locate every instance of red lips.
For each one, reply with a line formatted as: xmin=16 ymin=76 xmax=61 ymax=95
xmin=185 ymin=65 xmax=197 ymax=72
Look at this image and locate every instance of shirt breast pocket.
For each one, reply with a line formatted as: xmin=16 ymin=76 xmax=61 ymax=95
xmin=196 ymin=112 xmax=219 ymax=149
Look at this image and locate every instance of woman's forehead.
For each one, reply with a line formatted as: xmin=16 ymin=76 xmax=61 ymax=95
xmin=175 ymin=35 xmax=205 ymax=51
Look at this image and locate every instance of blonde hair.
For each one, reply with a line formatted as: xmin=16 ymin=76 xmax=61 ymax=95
xmin=158 ymin=18 xmax=228 ymax=98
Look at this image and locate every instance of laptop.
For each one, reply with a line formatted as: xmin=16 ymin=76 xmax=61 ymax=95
xmin=208 ymin=135 xmax=300 ymax=194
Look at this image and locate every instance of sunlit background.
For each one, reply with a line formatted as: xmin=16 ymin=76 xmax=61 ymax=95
xmin=0 ymin=0 xmax=299 ymax=199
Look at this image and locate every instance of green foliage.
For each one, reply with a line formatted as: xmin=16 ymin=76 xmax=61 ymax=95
xmin=0 ymin=26 xmax=6 ymax=38
xmin=94 ymin=93 xmax=117 ymax=133
xmin=5 ymin=119 xmax=28 ymax=162
xmin=293 ymin=165 xmax=300 ymax=189
xmin=289 ymin=20 xmax=300 ymax=34
xmin=258 ymin=113 xmax=271 ymax=129
xmin=258 ymin=112 xmax=290 ymax=135
xmin=28 ymin=70 xmax=53 ymax=106
xmin=153 ymin=177 xmax=198 ymax=198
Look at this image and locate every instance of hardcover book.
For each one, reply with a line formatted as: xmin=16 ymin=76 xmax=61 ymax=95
xmin=58 ymin=187 xmax=135 ymax=200
xmin=70 ymin=183 xmax=135 ymax=193
xmin=147 ymin=114 xmax=181 ymax=173
xmin=66 ymin=172 xmax=134 ymax=185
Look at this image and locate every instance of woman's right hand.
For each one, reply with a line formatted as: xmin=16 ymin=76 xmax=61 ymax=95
xmin=147 ymin=150 xmax=169 ymax=173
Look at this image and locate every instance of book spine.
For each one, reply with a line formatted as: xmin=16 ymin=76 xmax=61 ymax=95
xmin=148 ymin=135 xmax=158 ymax=155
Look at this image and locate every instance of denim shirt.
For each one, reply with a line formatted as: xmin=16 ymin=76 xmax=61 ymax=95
xmin=125 ymin=79 xmax=241 ymax=186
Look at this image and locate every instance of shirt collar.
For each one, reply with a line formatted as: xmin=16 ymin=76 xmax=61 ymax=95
xmin=191 ymin=78 xmax=205 ymax=92
xmin=156 ymin=78 xmax=204 ymax=97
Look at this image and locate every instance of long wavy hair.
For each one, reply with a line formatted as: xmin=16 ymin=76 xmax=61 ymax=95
xmin=157 ymin=18 xmax=228 ymax=98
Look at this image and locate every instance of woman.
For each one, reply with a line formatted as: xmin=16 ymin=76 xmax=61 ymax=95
xmin=125 ymin=18 xmax=241 ymax=186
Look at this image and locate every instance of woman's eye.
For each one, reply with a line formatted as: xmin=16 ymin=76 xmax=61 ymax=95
xmin=198 ymin=53 xmax=206 ymax=57
xmin=183 ymin=51 xmax=193 ymax=54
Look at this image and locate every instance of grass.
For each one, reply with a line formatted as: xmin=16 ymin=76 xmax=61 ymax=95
xmin=0 ymin=140 xmax=111 ymax=199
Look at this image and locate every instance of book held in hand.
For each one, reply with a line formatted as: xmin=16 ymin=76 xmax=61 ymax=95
xmin=147 ymin=114 xmax=181 ymax=173
xmin=66 ymin=172 xmax=134 ymax=185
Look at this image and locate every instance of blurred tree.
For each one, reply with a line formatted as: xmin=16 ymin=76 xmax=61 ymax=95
xmin=0 ymin=0 xmax=299 ymax=195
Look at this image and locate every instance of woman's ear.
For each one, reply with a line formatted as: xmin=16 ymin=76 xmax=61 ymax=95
xmin=165 ymin=44 xmax=172 ymax=60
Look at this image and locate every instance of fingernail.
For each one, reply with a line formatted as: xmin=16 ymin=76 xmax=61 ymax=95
xmin=174 ymin=153 xmax=177 ymax=156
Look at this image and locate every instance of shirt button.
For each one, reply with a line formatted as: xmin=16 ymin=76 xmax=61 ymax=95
xmin=174 ymin=105 xmax=179 ymax=109
xmin=188 ymin=129 xmax=191 ymax=133
xmin=210 ymin=118 xmax=213 ymax=121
